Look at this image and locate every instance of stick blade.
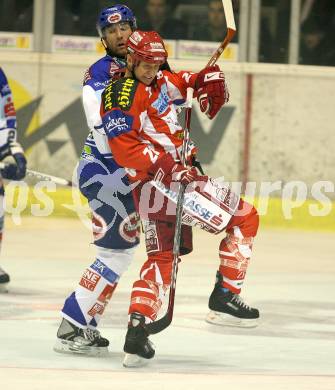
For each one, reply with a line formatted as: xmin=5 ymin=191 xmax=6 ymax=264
xmin=145 ymin=313 xmax=172 ymax=335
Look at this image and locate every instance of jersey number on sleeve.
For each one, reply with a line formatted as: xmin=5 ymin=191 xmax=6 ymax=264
xmin=143 ymin=147 xmax=159 ymax=164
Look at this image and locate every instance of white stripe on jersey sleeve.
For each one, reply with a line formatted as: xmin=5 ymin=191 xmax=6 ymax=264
xmin=165 ymin=77 xmax=184 ymax=101
xmin=82 ymin=84 xmax=102 ymax=132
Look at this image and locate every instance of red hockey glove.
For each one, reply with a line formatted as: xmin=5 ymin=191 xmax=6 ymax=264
xmin=195 ymin=65 xmax=229 ymax=119
xmin=148 ymin=153 xmax=201 ymax=187
xmin=172 ymin=165 xmax=199 ymax=185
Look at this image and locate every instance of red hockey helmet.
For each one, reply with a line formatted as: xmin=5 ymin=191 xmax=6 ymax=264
xmin=127 ymin=30 xmax=168 ymax=65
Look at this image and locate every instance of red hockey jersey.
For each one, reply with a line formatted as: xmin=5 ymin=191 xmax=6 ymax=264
xmin=100 ymin=70 xmax=197 ymax=181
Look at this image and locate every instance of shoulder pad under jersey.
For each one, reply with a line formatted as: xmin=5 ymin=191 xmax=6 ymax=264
xmin=83 ymin=55 xmax=126 ymax=90
xmin=101 ymin=77 xmax=139 ymax=113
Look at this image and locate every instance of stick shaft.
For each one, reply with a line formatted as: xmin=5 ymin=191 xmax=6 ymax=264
xmin=146 ymin=90 xmax=193 ymax=335
xmin=26 ymin=169 xmax=73 ymax=187
xmin=207 ymin=0 xmax=237 ymax=67
xmin=0 ymin=162 xmax=73 ymax=187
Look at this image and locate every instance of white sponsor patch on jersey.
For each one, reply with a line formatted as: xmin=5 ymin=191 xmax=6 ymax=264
xmin=152 ymin=180 xmax=233 ymax=234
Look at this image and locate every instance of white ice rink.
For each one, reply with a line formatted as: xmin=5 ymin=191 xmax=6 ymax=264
xmin=0 ymin=217 xmax=334 ymax=390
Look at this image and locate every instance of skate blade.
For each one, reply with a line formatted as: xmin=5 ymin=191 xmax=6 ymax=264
xmin=123 ymin=353 xmax=150 ymax=368
xmin=206 ymin=310 xmax=259 ymax=328
xmin=53 ymin=339 xmax=108 ymax=356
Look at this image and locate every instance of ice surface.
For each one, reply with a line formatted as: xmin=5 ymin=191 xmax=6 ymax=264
xmin=0 ymin=218 xmax=334 ymax=389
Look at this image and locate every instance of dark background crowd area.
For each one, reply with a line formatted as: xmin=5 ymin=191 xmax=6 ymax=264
xmin=0 ymin=0 xmax=335 ymax=66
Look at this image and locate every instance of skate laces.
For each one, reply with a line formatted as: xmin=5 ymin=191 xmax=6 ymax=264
xmin=232 ymin=294 xmax=250 ymax=310
xmin=84 ymin=328 xmax=101 ymax=342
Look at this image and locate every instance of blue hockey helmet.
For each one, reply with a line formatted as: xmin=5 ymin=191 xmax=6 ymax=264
xmin=97 ymin=5 xmax=137 ymax=37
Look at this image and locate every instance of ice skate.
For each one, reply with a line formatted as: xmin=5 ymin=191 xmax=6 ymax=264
xmin=123 ymin=313 xmax=155 ymax=368
xmin=0 ymin=267 xmax=9 ymax=293
xmin=54 ymin=318 xmax=109 ymax=356
xmin=206 ymin=272 xmax=259 ymax=328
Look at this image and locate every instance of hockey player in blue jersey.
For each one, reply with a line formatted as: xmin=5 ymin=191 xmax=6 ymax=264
xmin=54 ymin=5 xmax=140 ymax=355
xmin=0 ymin=67 xmax=27 ymax=292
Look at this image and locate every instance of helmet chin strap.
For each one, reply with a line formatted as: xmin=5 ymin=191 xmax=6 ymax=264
xmin=101 ymin=38 xmax=113 ymax=57
xmin=101 ymin=38 xmax=108 ymax=50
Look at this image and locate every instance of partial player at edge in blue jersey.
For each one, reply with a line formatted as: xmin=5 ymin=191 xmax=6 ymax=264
xmin=54 ymin=5 xmax=140 ymax=355
xmin=0 ymin=67 xmax=27 ymax=293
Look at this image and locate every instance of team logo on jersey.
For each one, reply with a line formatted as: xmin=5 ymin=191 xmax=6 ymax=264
xmin=119 ymin=211 xmax=141 ymax=243
xmin=92 ymin=211 xmax=108 ymax=241
xmin=152 ymin=83 xmax=170 ymax=114
xmin=110 ymin=62 xmax=119 ymax=71
xmin=107 ymin=13 xmax=122 ymax=24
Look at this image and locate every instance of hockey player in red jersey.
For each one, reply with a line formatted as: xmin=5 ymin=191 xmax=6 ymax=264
xmin=100 ymin=30 xmax=259 ymax=367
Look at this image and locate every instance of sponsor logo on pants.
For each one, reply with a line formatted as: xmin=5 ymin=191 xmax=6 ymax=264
xmin=88 ymin=303 xmax=104 ymax=317
xmin=79 ymin=269 xmax=101 ymax=291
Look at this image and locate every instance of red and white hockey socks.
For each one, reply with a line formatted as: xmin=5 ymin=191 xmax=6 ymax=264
xmin=218 ymin=202 xmax=259 ymax=294
xmin=128 ymin=250 xmax=172 ymax=321
xmin=219 ymin=233 xmax=253 ymax=293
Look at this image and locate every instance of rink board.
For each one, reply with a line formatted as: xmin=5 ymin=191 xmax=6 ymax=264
xmin=0 ymin=54 xmax=334 ymax=192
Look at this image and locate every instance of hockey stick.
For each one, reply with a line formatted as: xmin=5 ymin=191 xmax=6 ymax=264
xmin=0 ymin=162 xmax=74 ymax=187
xmin=146 ymin=88 xmax=193 ymax=335
xmin=207 ymin=0 xmax=236 ymax=67
xmin=146 ymin=0 xmax=236 ymax=335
